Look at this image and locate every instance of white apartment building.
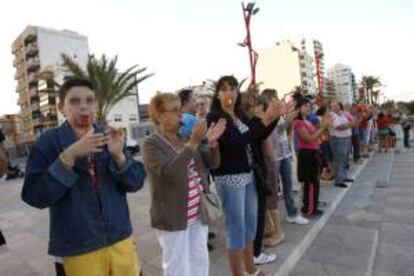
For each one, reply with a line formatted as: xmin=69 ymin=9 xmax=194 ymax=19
xmin=328 ymin=63 xmax=355 ymax=104
xmin=12 ymin=25 xmax=89 ymax=142
xmin=106 ymin=93 xmax=140 ymax=138
xmin=257 ymin=40 xmax=317 ymax=98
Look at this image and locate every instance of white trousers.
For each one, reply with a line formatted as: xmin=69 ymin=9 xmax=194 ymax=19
xmin=156 ymin=220 xmax=209 ymax=276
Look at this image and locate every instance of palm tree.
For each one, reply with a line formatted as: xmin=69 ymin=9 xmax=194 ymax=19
xmin=360 ymin=76 xmax=382 ymax=105
xmin=291 ymin=85 xmax=310 ymax=96
xmin=372 ymin=90 xmax=381 ymax=105
xmin=61 ymin=54 xmax=154 ymax=122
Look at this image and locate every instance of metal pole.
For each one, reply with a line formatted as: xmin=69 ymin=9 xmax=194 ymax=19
xmin=241 ymin=2 xmax=258 ymax=88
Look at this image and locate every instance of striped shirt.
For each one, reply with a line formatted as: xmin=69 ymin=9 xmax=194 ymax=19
xmin=187 ymin=158 xmax=202 ymax=224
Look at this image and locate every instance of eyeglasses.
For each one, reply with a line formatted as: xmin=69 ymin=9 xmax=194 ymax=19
xmin=163 ymin=108 xmax=182 ymax=114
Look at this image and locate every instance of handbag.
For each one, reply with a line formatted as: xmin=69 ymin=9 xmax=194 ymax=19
xmin=204 ymin=191 xmax=223 ymax=222
xmin=204 ymin=178 xmax=223 ymax=222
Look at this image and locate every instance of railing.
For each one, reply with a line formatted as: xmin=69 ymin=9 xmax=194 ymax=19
xmin=27 ymin=58 xmax=40 ymax=70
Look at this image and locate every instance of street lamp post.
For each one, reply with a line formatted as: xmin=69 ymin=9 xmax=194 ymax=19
xmin=239 ymin=2 xmax=259 ymax=89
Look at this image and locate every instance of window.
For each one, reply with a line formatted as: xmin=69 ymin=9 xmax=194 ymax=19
xmin=113 ymin=114 xmax=122 ymax=122
xmin=129 ymin=114 xmax=137 ymax=122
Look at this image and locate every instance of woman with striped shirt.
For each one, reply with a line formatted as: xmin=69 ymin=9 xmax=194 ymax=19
xmin=142 ymin=93 xmax=226 ymax=276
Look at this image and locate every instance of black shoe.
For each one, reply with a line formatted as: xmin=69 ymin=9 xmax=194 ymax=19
xmin=313 ymin=209 xmax=324 ymax=216
xmin=344 ymin=178 xmax=354 ymax=183
xmin=208 ymin=232 xmax=216 ymax=240
xmin=207 ymin=243 xmax=214 ymax=251
xmin=362 ymin=154 xmax=370 ymax=159
xmin=335 ymin=183 xmax=348 ymax=188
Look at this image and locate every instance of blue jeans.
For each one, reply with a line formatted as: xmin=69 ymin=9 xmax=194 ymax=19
xmin=278 ymin=157 xmax=298 ymax=217
xmin=217 ymin=179 xmax=258 ymax=251
xmin=330 ymin=137 xmax=350 ymax=183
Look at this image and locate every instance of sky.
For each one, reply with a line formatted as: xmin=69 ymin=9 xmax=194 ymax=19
xmin=1 ymin=0 xmax=414 ymax=115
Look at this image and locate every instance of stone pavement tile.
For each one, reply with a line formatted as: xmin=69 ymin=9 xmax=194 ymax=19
xmin=209 ymin=260 xmax=231 ymax=276
xmin=389 ymin=174 xmax=413 ymax=182
xmin=5 ymin=232 xmax=48 ymax=260
xmin=383 ymin=207 xmax=414 ymax=226
xmin=385 ymin=201 xmax=414 ymax=211
xmin=0 ymin=265 xmax=41 ymax=276
xmin=384 ymin=187 xmax=414 ymax=197
xmin=0 ymin=248 xmax=41 ymax=276
xmin=141 ymin=262 xmax=162 ymax=276
xmin=27 ymin=254 xmax=55 ymax=276
xmin=373 ymin=270 xmax=400 ymax=276
xmin=0 ymin=247 xmax=23 ymax=270
xmin=374 ymin=242 xmax=414 ymax=276
xmin=146 ymin=253 xmax=162 ymax=269
xmin=390 ymin=181 xmax=414 ymax=188
xmin=300 ymin=224 xmax=376 ymax=271
xmin=386 ymin=196 xmax=414 ymax=206
xmin=364 ymin=201 xmax=386 ymax=216
xmin=134 ymin=231 xmax=161 ymax=261
xmin=290 ymin=260 xmax=365 ymax=276
xmin=380 ymin=222 xmax=414 ymax=247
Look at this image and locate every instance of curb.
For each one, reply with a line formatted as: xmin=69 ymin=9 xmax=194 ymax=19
xmin=375 ymin=152 xmax=395 ymax=188
xmin=273 ymin=155 xmax=372 ymax=276
xmin=365 ymin=229 xmax=379 ymax=276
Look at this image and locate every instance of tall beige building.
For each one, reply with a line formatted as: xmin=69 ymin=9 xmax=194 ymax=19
xmin=257 ymin=40 xmax=317 ymax=98
xmin=11 ymin=26 xmax=89 ymax=145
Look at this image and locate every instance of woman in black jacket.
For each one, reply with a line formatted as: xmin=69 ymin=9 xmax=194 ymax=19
xmin=207 ymin=76 xmax=284 ymax=276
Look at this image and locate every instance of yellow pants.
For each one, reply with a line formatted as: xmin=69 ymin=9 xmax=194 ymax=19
xmin=63 ymin=237 xmax=141 ymax=276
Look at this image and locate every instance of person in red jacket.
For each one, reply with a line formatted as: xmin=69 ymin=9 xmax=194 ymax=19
xmin=377 ymin=112 xmax=393 ymax=152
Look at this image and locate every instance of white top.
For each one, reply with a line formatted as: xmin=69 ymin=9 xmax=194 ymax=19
xmin=329 ymin=112 xmax=352 ymax=138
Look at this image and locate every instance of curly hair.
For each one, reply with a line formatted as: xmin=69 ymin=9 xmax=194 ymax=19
xmin=148 ymin=92 xmax=179 ymax=126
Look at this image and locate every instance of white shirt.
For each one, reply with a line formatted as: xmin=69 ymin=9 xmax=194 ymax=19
xmin=329 ymin=112 xmax=352 ymax=138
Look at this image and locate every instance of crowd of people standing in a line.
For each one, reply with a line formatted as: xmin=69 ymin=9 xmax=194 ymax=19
xmin=0 ymin=75 xmax=410 ymax=276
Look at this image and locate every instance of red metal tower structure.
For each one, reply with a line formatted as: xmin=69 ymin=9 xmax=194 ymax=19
xmin=240 ymin=2 xmax=259 ymax=89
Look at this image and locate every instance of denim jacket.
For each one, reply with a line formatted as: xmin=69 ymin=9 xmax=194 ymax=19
xmin=22 ymin=121 xmax=146 ymax=257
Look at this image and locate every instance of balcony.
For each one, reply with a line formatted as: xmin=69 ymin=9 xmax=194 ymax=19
xmin=32 ymin=118 xmax=41 ymax=126
xmin=40 ymin=114 xmax=58 ymax=126
xmin=31 ymin=102 xmax=40 ymax=111
xmin=29 ymin=85 xmax=38 ymax=98
xmin=27 ymin=58 xmax=40 ymax=71
xmin=25 ymin=42 xmax=38 ymax=56
xmin=24 ymin=33 xmax=37 ymax=44
xmin=28 ymin=73 xmax=38 ymax=84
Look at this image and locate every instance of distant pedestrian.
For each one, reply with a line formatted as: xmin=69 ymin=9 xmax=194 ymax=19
xmin=402 ymin=113 xmax=411 ymax=148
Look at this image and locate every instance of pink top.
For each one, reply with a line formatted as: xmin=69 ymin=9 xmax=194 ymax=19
xmin=293 ymin=119 xmax=319 ymax=150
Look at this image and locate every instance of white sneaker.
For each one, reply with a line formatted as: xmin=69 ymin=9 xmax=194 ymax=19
xmin=253 ymin=252 xmax=277 ymax=265
xmin=287 ymin=214 xmax=309 ymax=225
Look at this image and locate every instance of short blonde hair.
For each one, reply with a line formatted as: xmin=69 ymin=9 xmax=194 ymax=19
xmin=148 ymin=92 xmax=179 ymax=125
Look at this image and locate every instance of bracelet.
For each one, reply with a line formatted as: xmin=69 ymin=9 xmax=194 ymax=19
xmin=59 ymin=152 xmax=74 ymax=168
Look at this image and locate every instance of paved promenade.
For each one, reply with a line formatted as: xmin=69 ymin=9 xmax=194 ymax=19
xmin=0 ymin=148 xmax=411 ymax=275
